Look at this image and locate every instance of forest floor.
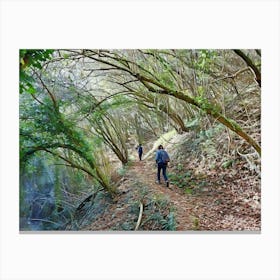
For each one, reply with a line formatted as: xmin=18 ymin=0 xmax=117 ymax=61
xmin=127 ymin=160 xmax=196 ymax=230
xmin=83 ymin=152 xmax=261 ymax=231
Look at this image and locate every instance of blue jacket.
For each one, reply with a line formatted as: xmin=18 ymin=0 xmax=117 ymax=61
xmin=138 ymin=146 xmax=143 ymax=154
xmin=155 ymin=149 xmax=170 ymax=164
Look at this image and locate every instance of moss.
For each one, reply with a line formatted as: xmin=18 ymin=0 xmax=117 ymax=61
xmin=194 ymin=96 xmax=222 ymax=115
xmin=225 ymin=118 xmax=242 ymax=131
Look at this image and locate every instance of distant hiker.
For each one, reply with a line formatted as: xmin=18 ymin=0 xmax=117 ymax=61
xmin=137 ymin=144 xmax=143 ymax=161
xmin=155 ymin=144 xmax=170 ymax=187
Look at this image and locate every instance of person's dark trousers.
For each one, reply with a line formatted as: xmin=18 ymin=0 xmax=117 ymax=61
xmin=157 ymin=162 xmax=168 ymax=182
xmin=138 ymin=153 xmax=142 ymax=160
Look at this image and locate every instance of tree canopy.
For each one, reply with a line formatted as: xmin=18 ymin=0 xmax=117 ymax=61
xmin=19 ymin=49 xmax=261 ymax=231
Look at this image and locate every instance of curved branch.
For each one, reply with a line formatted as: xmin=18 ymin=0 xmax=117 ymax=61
xmin=233 ymin=49 xmax=261 ymax=87
xmin=130 ymin=72 xmax=261 ymax=155
xmin=44 ymin=149 xmax=95 ymax=178
xmin=255 ymin=49 xmax=261 ymax=56
xmin=33 ymin=70 xmax=58 ymax=108
xmin=67 ymin=50 xmax=261 ymax=156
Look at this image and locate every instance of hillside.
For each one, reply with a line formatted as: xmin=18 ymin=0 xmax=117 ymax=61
xmin=19 ymin=49 xmax=261 ymax=231
xmin=74 ymin=130 xmax=260 ymax=231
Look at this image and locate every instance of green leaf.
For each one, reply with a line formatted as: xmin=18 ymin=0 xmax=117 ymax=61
xmin=185 ymin=188 xmax=193 ymax=195
xmin=26 ymin=86 xmax=36 ymax=94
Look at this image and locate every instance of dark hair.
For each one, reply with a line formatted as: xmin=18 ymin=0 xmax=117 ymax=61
xmin=158 ymin=145 xmax=163 ymax=149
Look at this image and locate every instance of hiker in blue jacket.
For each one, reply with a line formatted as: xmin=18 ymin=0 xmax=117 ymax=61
xmin=137 ymin=144 xmax=143 ymax=161
xmin=155 ymin=145 xmax=170 ymax=187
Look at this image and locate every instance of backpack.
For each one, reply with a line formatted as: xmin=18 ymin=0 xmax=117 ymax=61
xmin=159 ymin=150 xmax=170 ymax=164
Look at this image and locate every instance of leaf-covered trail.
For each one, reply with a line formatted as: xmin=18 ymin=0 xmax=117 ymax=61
xmin=83 ymin=155 xmax=261 ymax=231
xmin=128 ymin=157 xmax=261 ymax=231
xmin=129 ymin=160 xmax=196 ymax=230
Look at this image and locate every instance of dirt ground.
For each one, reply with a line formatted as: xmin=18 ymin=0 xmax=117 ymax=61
xmin=83 ymin=158 xmax=261 ymax=231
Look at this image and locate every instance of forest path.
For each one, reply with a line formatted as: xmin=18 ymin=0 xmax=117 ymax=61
xmin=128 ymin=159 xmax=196 ymax=230
xmin=83 ymin=154 xmax=261 ymax=231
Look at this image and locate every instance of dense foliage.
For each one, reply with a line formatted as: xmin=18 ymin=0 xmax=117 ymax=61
xmin=19 ymin=49 xmax=261 ymax=230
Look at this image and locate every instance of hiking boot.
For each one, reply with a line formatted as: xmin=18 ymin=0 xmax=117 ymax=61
xmin=166 ymin=181 xmax=169 ymax=188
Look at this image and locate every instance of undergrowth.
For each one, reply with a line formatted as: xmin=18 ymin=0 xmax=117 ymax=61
xmin=140 ymin=193 xmax=177 ymax=230
xmin=168 ymin=169 xmax=208 ymax=195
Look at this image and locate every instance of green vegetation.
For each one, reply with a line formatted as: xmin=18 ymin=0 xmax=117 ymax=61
xmin=192 ymin=217 xmax=200 ymax=230
xmin=141 ymin=193 xmax=177 ymax=231
xmin=19 ymin=49 xmax=261 ymax=231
